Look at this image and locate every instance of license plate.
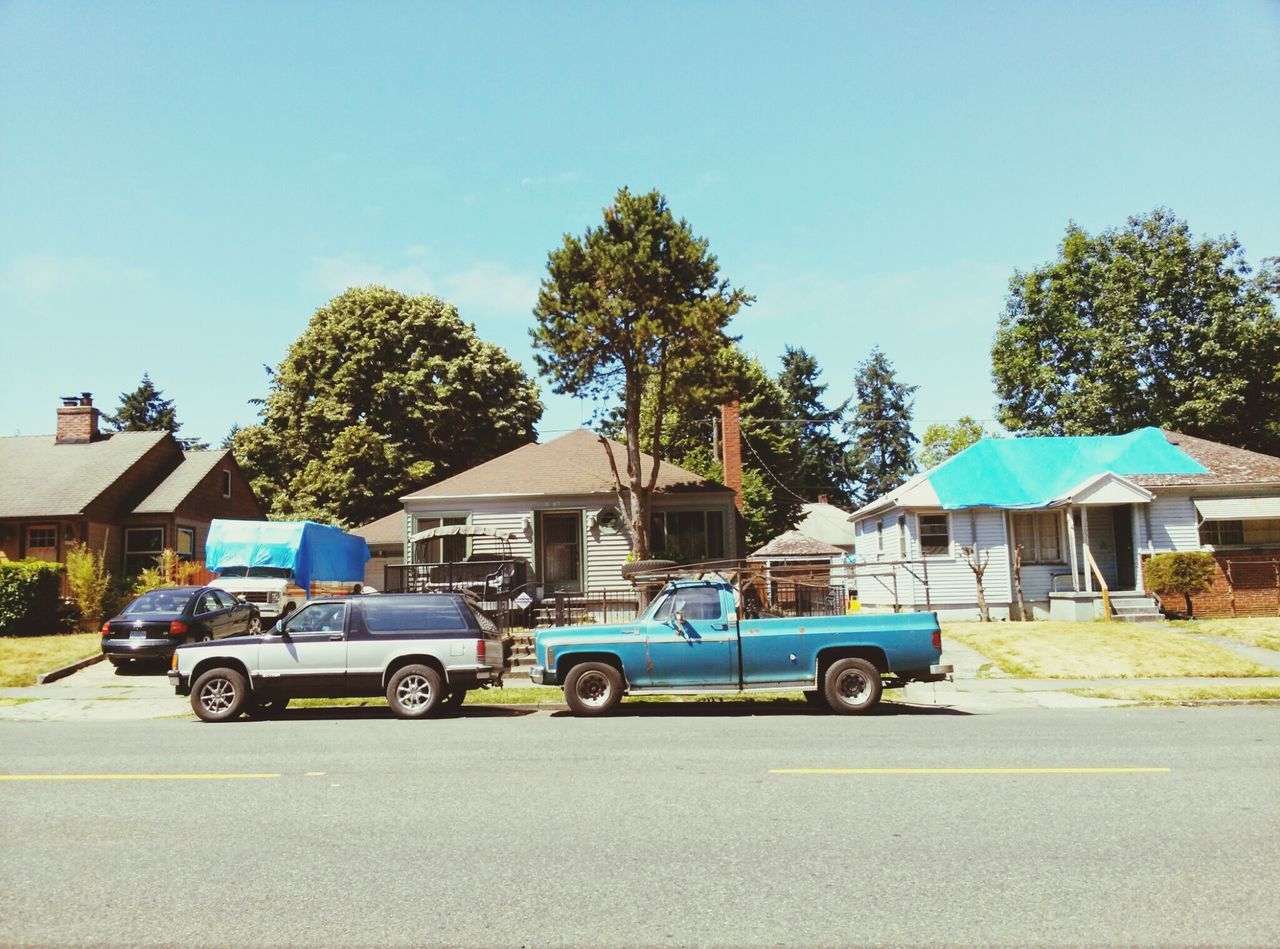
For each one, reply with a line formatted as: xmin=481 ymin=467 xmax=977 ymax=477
xmin=131 ymin=629 xmax=146 ymax=640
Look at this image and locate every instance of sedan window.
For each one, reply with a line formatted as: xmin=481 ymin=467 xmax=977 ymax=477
xmin=124 ymin=591 xmax=190 ymax=614
xmin=195 ymin=592 xmax=222 ymax=615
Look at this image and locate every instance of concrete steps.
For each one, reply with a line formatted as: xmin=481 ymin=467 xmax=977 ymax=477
xmin=1110 ymin=594 xmax=1163 ymax=623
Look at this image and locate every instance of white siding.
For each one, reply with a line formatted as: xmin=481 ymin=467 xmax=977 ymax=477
xmin=1147 ymin=491 xmax=1201 ymax=552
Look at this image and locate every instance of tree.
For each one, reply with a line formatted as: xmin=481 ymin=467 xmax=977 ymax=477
xmin=532 ymin=187 xmax=750 ymax=559
xmin=844 ymin=348 xmax=919 ymax=504
xmin=1144 ymin=551 xmax=1218 ymax=619
xmin=993 ymin=209 xmax=1280 ymax=454
xmin=234 ymin=286 xmax=542 ymax=528
xmin=776 ymin=346 xmax=853 ymax=505
xmin=106 ymin=373 xmax=207 ymax=450
xmin=917 ymin=416 xmax=991 ymax=470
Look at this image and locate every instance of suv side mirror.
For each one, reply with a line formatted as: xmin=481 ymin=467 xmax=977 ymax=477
xmin=272 ymin=619 xmax=285 ymax=635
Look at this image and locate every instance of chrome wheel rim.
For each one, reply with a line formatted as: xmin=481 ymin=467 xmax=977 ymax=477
xmin=836 ymin=670 xmax=871 ymax=705
xmin=575 ymin=670 xmax=611 ymax=708
xmin=249 ymin=617 xmax=261 ymax=634
xmin=397 ymin=674 xmax=433 ymax=710
xmin=200 ymin=678 xmax=236 ymax=714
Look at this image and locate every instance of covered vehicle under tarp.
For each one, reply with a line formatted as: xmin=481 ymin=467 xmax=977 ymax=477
xmin=205 ymin=519 xmax=371 ymax=591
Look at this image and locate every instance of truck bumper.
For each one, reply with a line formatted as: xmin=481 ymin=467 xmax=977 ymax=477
xmin=530 ymin=665 xmax=555 ymax=686
xmin=168 ymin=670 xmax=190 ymax=696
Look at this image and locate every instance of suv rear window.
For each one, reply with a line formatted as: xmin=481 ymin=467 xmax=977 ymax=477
xmin=362 ymin=597 xmax=472 ymax=633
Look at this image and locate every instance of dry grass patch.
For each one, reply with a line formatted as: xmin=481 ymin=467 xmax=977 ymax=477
xmin=1167 ymin=617 xmax=1280 ymax=652
xmin=1069 ymin=684 xmax=1280 ymax=702
xmin=0 ymin=634 xmax=101 ymax=688
xmin=943 ymin=621 xmax=1272 ymax=679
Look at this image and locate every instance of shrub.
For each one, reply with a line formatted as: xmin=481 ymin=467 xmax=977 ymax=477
xmin=65 ymin=543 xmax=112 ymax=631
xmin=0 ymin=560 xmax=65 ymax=635
xmin=1144 ymin=551 xmax=1218 ymax=619
xmin=131 ymin=549 xmax=205 ymax=596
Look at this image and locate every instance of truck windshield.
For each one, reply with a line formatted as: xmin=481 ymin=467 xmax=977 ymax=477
xmin=215 ymin=567 xmax=295 ymax=580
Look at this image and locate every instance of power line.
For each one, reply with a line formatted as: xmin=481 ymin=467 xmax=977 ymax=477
xmin=738 ymin=425 xmax=812 ymax=506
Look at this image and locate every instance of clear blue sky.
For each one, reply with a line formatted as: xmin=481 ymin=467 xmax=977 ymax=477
xmin=2 ymin=1 xmax=1277 ymax=445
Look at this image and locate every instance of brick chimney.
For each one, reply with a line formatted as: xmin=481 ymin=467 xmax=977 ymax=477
xmin=56 ymin=392 xmax=101 ymax=444
xmin=720 ymin=401 xmax=744 ymax=512
xmin=818 ymin=494 xmax=829 ymax=505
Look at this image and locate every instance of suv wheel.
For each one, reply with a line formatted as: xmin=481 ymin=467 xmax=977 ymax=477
xmin=564 ymin=661 xmax=623 ymax=716
xmin=387 ymin=664 xmax=443 ymax=719
xmin=191 ymin=667 xmax=248 ymax=722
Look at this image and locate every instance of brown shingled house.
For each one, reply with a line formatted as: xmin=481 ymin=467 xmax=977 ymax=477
xmin=0 ymin=394 xmax=265 ymax=576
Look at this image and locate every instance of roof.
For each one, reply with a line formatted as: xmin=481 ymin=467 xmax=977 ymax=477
xmin=351 ymin=510 xmax=405 ymax=547
xmin=852 ymin=426 xmax=1261 ymax=518
xmin=794 ymin=501 xmax=857 ymax=548
xmin=749 ymin=530 xmax=846 ymax=559
xmin=132 ymin=449 xmax=232 ymax=514
xmin=1132 ymin=431 xmax=1280 ymax=487
xmin=0 ymin=431 xmax=170 ymax=518
xmin=401 ymin=429 xmax=731 ymax=501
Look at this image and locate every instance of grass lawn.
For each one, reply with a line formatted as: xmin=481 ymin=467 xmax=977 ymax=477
xmin=1068 ymin=683 xmax=1280 ymax=703
xmin=1167 ymin=617 xmax=1280 ymax=653
xmin=943 ymin=621 xmax=1273 ymax=679
xmin=0 ymin=634 xmax=101 ymax=688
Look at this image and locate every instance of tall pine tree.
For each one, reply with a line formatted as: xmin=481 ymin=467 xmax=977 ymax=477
xmin=844 ymin=348 xmax=918 ymax=504
xmin=106 ymin=373 xmax=207 ymax=450
xmin=776 ymin=346 xmax=852 ymax=506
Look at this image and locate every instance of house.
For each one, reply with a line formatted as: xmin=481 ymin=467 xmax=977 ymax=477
xmin=350 ymin=509 xmax=406 ymax=591
xmin=793 ymin=497 xmax=858 ymax=555
xmin=0 ymin=394 xmax=265 ymax=576
xmin=390 ymin=428 xmax=740 ymax=601
xmin=849 ymin=427 xmax=1280 ymax=620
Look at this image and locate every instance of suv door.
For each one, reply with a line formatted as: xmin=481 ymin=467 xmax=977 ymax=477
xmin=640 ymin=587 xmax=735 ymax=687
xmin=256 ymin=601 xmax=349 ymax=694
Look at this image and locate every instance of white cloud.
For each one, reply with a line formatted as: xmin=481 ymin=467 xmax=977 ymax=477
xmin=0 ymin=255 xmax=152 ymax=298
xmin=308 ymin=255 xmax=538 ymax=320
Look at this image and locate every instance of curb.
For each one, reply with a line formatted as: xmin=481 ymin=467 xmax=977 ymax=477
xmin=37 ymin=652 xmax=104 ymax=685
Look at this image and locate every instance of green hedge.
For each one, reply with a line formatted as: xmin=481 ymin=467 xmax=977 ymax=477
xmin=0 ymin=560 xmax=66 ymax=635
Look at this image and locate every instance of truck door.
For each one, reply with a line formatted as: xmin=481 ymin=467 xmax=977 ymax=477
xmin=256 ymin=601 xmax=349 ymax=693
xmin=641 ymin=586 xmax=735 ymax=687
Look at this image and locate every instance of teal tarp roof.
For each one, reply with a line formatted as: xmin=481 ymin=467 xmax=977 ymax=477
xmin=927 ymin=427 xmax=1208 ymax=510
xmin=205 ymin=519 xmax=370 ymax=590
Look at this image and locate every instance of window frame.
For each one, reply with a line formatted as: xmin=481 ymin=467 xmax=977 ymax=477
xmin=917 ymin=513 xmax=951 ymax=558
xmin=176 ymin=526 xmax=196 ymax=560
xmin=1011 ymin=511 xmax=1065 ymax=565
xmin=124 ymin=526 xmax=166 ymax=576
xmin=648 ymin=508 xmax=727 ymax=563
xmin=413 ymin=513 xmax=471 ymax=564
xmin=1198 ymin=518 xmax=1280 ymax=549
xmin=221 ymin=469 xmax=232 ymax=499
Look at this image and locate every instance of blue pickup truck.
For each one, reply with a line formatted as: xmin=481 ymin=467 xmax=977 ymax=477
xmin=531 ymin=578 xmax=951 ymax=716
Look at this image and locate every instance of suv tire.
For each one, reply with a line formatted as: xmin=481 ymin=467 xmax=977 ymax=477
xmin=387 ymin=664 xmax=443 ymax=719
xmin=192 ymin=667 xmax=249 ymax=722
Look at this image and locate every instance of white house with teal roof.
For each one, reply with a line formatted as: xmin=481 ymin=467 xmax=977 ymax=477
xmin=850 ymin=427 xmax=1280 ymax=621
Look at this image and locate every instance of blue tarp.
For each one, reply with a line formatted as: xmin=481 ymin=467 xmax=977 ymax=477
xmin=927 ymin=427 xmax=1208 ymax=510
xmin=205 ymin=520 xmax=371 ymax=591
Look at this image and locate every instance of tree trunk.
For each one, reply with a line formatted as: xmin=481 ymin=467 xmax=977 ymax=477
xmin=1184 ymin=591 xmax=1194 ymax=620
xmin=1012 ymin=545 xmax=1032 ymax=621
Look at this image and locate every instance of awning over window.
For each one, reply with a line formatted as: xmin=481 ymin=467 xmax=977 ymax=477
xmin=1193 ymin=497 xmax=1280 ymax=521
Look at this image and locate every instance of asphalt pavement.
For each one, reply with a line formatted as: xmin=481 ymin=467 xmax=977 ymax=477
xmin=2 ymin=706 xmax=1277 ymax=947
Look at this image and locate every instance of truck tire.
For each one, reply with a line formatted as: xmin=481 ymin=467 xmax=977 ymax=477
xmin=620 ymin=559 xmax=678 ymax=580
xmin=564 ymin=661 xmax=624 ymax=716
xmin=822 ymin=658 xmax=882 ymax=714
xmin=387 ymin=664 xmax=443 ymax=719
xmin=191 ymin=667 xmax=249 ymax=722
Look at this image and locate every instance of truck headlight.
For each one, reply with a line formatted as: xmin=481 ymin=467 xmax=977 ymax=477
xmin=268 ymin=592 xmax=280 ymax=603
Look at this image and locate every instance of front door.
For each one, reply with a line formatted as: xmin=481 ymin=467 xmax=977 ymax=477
xmin=256 ymin=601 xmax=349 ymax=693
xmin=538 ymin=511 xmax=583 ymax=593
xmin=641 ymin=586 xmax=735 ymax=687
xmin=25 ymin=524 xmax=59 ymax=562
xmin=1112 ymin=506 xmax=1136 ymax=590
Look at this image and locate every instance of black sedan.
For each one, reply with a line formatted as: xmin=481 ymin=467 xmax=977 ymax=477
xmin=101 ymin=586 xmax=261 ymax=667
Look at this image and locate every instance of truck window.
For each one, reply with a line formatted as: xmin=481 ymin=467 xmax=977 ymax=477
xmin=671 ymin=587 xmax=723 ymax=621
xmin=362 ymin=598 xmax=471 ymax=633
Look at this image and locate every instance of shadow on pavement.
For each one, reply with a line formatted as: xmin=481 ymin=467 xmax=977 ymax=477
xmin=110 ymin=660 xmax=171 ymax=677
xmin=549 ymin=700 xmax=971 ymax=718
xmin=252 ymin=705 xmax=539 ymax=721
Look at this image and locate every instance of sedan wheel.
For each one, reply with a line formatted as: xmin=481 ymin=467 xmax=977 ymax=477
xmin=248 ymin=615 xmax=261 ymax=634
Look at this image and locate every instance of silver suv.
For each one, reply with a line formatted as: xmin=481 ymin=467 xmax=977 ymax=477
xmin=169 ymin=593 xmax=504 ymax=722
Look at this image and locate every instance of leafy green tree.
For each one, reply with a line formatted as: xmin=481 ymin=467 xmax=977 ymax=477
xmin=235 ymin=286 xmax=542 ymax=528
xmin=1143 ymin=551 xmax=1218 ymax=619
xmin=845 ymin=348 xmax=919 ymax=504
xmin=532 ymin=187 xmax=750 ymax=558
xmin=917 ymin=416 xmax=993 ymax=470
xmin=106 ymin=373 xmax=207 ymax=449
xmin=776 ymin=346 xmax=852 ymax=506
xmin=993 ymin=209 xmax=1280 ymax=454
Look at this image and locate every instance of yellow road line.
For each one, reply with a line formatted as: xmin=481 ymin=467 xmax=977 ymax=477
xmin=771 ymin=767 xmax=1171 ymax=775
xmin=0 ymin=773 xmax=281 ymax=782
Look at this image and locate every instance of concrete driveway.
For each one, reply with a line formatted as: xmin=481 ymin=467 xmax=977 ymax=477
xmin=0 ymin=656 xmax=190 ymax=721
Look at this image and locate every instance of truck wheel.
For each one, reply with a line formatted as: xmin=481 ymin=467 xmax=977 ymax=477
xmin=564 ymin=662 xmax=623 ymax=716
xmin=387 ymin=664 xmax=443 ymax=719
xmin=823 ymin=658 xmax=882 ymax=714
xmin=191 ymin=667 xmax=249 ymax=722
xmin=802 ymin=689 xmax=829 ymax=711
xmin=440 ymin=688 xmax=466 ymax=714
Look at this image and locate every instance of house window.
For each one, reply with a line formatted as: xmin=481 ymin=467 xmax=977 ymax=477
xmin=918 ymin=514 xmax=950 ymax=556
xmin=124 ymin=527 xmax=165 ymax=576
xmin=1200 ymin=519 xmax=1280 ymax=547
xmin=876 ymin=521 xmax=883 ymax=555
xmin=26 ymin=526 xmax=58 ymax=551
xmin=649 ymin=509 xmax=725 ymax=562
xmin=414 ymin=515 xmax=469 ymax=563
xmin=1012 ymin=512 xmax=1063 ymax=564
xmin=898 ymin=515 xmax=907 ymax=559
xmin=221 ymin=469 xmax=232 ymax=498
xmin=176 ymin=527 xmax=196 ymax=560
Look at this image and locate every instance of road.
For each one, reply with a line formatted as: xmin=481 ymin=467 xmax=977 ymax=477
xmin=2 ymin=705 xmax=1277 ymax=947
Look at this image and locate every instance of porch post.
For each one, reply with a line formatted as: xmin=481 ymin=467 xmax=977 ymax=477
xmin=1081 ymin=506 xmax=1093 ymax=594
xmin=1066 ymin=507 xmax=1079 ymax=593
